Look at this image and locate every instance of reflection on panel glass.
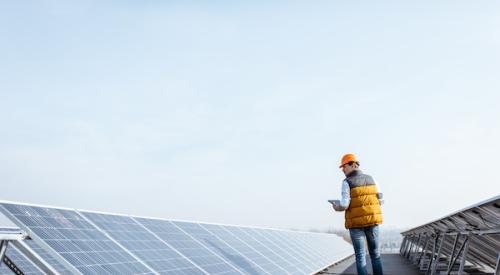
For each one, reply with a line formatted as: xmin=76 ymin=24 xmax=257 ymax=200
xmin=134 ymin=217 xmax=241 ymax=275
xmin=82 ymin=212 xmax=206 ymax=274
xmin=1 ymin=203 xmax=153 ymax=274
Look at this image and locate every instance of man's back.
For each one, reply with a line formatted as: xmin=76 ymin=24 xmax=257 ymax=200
xmin=344 ymin=170 xmax=383 ymax=229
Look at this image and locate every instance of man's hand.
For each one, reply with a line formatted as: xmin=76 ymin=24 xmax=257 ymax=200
xmin=332 ymin=201 xmax=343 ymax=212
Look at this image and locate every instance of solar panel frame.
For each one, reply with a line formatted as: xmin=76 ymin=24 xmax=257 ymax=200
xmin=236 ymin=227 xmax=308 ymax=274
xmin=199 ymin=223 xmax=284 ymax=275
xmin=19 ymin=239 xmax=74 ymax=274
xmin=1 ymin=201 xmax=354 ymax=275
xmin=77 ymin=211 xmax=170 ymax=274
xmin=0 ymin=202 xmax=156 ymax=275
xmin=134 ymin=217 xmax=244 ymax=275
xmin=298 ymin=233 xmax=332 ymax=265
xmin=0 ymin=203 xmax=82 ymax=274
xmin=306 ymin=234 xmax=341 ymax=268
xmin=278 ymin=231 xmax=328 ymax=266
xmin=251 ymin=228 xmax=318 ymax=272
xmin=0 ymin=242 xmax=44 ymax=275
xmin=305 ymin=232 xmax=348 ymax=266
xmin=221 ymin=226 xmax=298 ymax=274
xmin=170 ymin=221 xmax=267 ymax=275
xmin=199 ymin=222 xmax=353 ymax=275
xmin=400 ymin=195 xmax=500 ymax=273
xmin=80 ymin=210 xmax=208 ymax=274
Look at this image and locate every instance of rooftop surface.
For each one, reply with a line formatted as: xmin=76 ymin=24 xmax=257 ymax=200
xmin=319 ymin=253 xmax=423 ymax=275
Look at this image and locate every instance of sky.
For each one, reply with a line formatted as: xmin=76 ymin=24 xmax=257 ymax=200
xmin=1 ymin=1 xmax=499 ymax=231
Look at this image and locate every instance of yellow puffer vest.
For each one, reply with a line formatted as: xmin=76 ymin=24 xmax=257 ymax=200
xmin=344 ymin=170 xmax=383 ymax=229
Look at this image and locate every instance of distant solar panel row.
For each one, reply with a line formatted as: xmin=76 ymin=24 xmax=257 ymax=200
xmin=0 ymin=202 xmax=352 ymax=274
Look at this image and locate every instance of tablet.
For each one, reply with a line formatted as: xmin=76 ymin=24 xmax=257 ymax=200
xmin=328 ymin=199 xmax=340 ymax=205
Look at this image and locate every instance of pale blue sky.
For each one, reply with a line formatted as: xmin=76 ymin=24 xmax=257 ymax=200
xmin=1 ymin=1 xmax=499 ymax=231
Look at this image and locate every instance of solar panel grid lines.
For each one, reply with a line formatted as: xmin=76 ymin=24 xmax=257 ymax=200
xmin=131 ymin=217 xmax=211 ymax=275
xmin=76 ymin=211 xmax=159 ymax=275
xmin=239 ymin=228 xmax=308 ymax=275
xmin=166 ymin=221 xmax=247 ymax=275
xmin=0 ymin=243 xmax=43 ymax=275
xmin=297 ymin=234 xmax=328 ymax=261
xmin=80 ymin=211 xmax=207 ymax=275
xmin=1 ymin=201 xmax=354 ymax=275
xmin=246 ymin=227 xmax=309 ymax=274
xmin=199 ymin=224 xmax=284 ymax=275
xmin=222 ymin=226 xmax=296 ymax=274
xmin=307 ymin=232 xmax=352 ymax=272
xmin=169 ymin=221 xmax=267 ymax=275
xmin=303 ymin=233 xmax=337 ymax=265
xmin=0 ymin=203 xmax=83 ymax=275
xmin=284 ymin=232 xmax=333 ymax=270
xmin=0 ymin=203 xmax=155 ymax=275
xmin=257 ymin=229 xmax=323 ymax=271
xmin=306 ymin=233 xmax=338 ymax=257
xmin=134 ymin=216 xmax=351 ymax=275
xmin=19 ymin=239 xmax=73 ymax=274
xmin=237 ymin=227 xmax=309 ymax=275
xmin=132 ymin=220 xmax=210 ymax=275
xmin=278 ymin=232 xmax=329 ymax=267
xmin=252 ymin=229 xmax=317 ymax=272
xmin=249 ymin=227 xmax=346 ymax=270
xmin=134 ymin=217 xmax=243 ymax=275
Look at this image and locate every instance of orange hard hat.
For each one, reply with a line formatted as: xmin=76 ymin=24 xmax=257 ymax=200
xmin=339 ymin=153 xmax=359 ymax=168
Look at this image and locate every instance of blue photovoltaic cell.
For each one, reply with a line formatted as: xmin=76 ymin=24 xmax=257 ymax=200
xmin=0 ymin=203 xmax=153 ymax=275
xmin=171 ymin=221 xmax=265 ymax=275
xmin=279 ymin=231 xmax=327 ymax=268
xmin=81 ymin=212 xmax=205 ymax=274
xmin=292 ymin=231 xmax=352 ymax=271
xmin=0 ymin=244 xmax=42 ymax=275
xmin=290 ymin=232 xmax=334 ymax=268
xmin=23 ymin=239 xmax=74 ymax=274
xmin=251 ymin=228 xmax=317 ymax=273
xmin=200 ymin=224 xmax=284 ymax=275
xmin=134 ymin=217 xmax=241 ymax=275
xmin=236 ymin=227 xmax=307 ymax=275
xmin=279 ymin=231 xmax=327 ymax=270
xmin=319 ymin=233 xmax=352 ymax=264
xmin=222 ymin=226 xmax=297 ymax=274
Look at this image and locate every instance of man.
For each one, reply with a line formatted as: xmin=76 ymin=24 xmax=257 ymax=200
xmin=332 ymin=153 xmax=384 ymax=275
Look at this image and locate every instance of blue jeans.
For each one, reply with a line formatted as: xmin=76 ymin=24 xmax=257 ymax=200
xmin=349 ymin=225 xmax=383 ymax=275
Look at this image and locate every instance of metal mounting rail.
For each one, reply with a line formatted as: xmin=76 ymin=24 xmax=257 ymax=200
xmin=399 ymin=195 xmax=500 ymax=275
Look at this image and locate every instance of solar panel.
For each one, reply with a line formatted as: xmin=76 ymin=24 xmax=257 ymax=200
xmin=0 ymin=227 xmax=70 ymax=274
xmin=250 ymin=228 xmax=317 ymax=272
xmin=400 ymin=195 xmax=500 ymax=274
xmin=0 ymin=203 xmax=154 ymax=274
xmin=236 ymin=227 xmax=307 ymax=274
xmin=279 ymin=230 xmax=352 ymax=272
xmin=170 ymin=221 xmax=266 ymax=275
xmin=0 ymin=243 xmax=42 ymax=275
xmin=301 ymin=232 xmax=351 ymax=267
xmin=21 ymin=239 xmax=73 ymax=274
xmin=298 ymin=233 xmax=333 ymax=266
xmin=134 ymin=217 xmax=242 ymax=275
xmin=1 ymin=202 xmax=354 ymax=275
xmin=80 ymin=211 xmax=206 ymax=274
xmin=200 ymin=223 xmax=285 ymax=275
xmin=283 ymin=231 xmax=331 ymax=267
xmin=222 ymin=226 xmax=299 ymax=274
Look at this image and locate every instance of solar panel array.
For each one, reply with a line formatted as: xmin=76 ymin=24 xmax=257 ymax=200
xmin=400 ymin=195 xmax=500 ymax=274
xmin=0 ymin=202 xmax=352 ymax=275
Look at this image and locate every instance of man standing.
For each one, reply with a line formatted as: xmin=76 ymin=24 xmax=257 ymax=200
xmin=332 ymin=154 xmax=384 ymax=275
